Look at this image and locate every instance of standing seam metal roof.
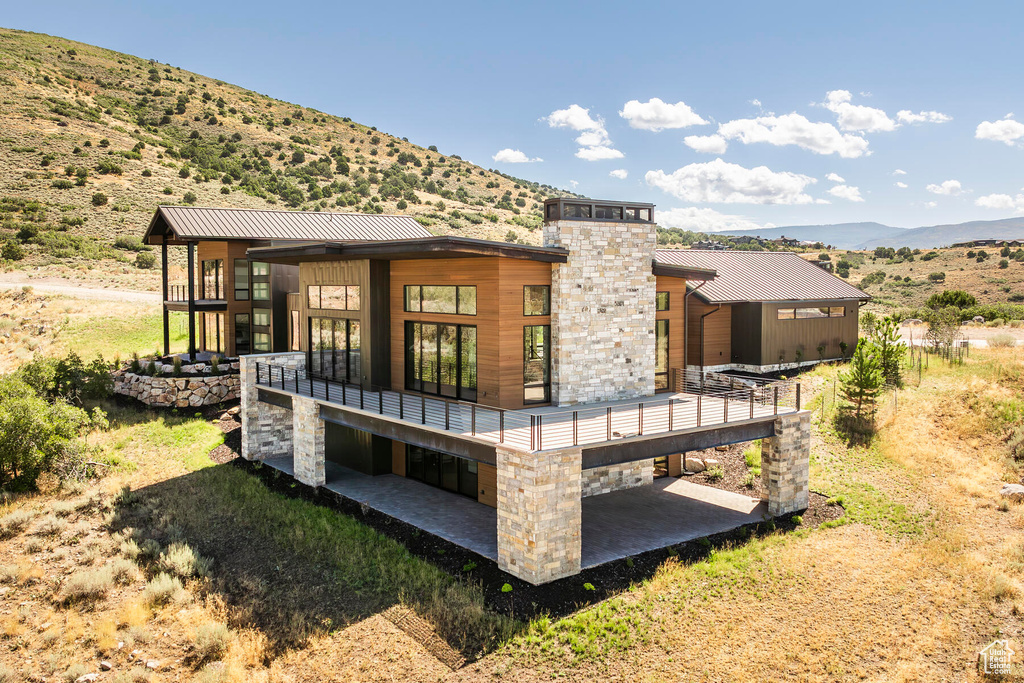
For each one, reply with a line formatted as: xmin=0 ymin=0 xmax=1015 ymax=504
xmin=654 ymin=249 xmax=869 ymax=303
xmin=148 ymin=206 xmax=433 ymax=242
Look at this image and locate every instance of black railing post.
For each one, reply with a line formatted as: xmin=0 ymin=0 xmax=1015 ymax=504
xmin=668 ymin=399 xmax=674 ymax=431
xmin=697 ymin=394 xmax=702 ymax=427
xmin=572 ymin=410 xmax=578 ymax=446
xmin=379 ymin=391 xmax=384 ymax=415
xmin=606 ymin=407 xmax=612 ymax=441
xmin=325 ymin=377 xmax=329 ymax=402
xmin=255 ymin=362 xmax=261 ymax=384
xmin=359 ymin=386 xmax=364 ymax=410
xmin=399 ymin=393 xmax=404 ymax=420
xmin=342 ymin=381 xmax=347 ymax=406
xmin=749 ymin=389 xmax=754 ymax=419
xmin=796 ymin=383 xmax=802 ymax=411
xmin=445 ymin=401 xmax=450 ymax=430
xmin=294 ymin=368 xmax=299 ymax=393
xmin=773 ymin=386 xmax=779 ymax=415
xmin=499 ymin=410 xmax=505 ymax=443
xmin=471 ymin=405 xmax=476 ymax=436
xmin=638 ymin=403 xmax=644 ymax=436
xmin=530 ymin=414 xmax=536 ymax=450
xmin=421 ymin=396 xmax=426 ymax=424
xmin=537 ymin=415 xmax=543 ymax=451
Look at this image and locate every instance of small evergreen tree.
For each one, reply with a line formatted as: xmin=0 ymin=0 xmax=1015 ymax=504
xmin=839 ymin=339 xmax=883 ymax=421
xmin=870 ymin=315 xmax=906 ymax=387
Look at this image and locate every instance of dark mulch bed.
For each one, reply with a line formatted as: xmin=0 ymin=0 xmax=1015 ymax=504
xmin=209 ymin=415 xmax=843 ymax=620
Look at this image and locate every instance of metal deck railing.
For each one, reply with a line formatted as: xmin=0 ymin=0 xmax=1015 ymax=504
xmin=254 ymin=362 xmax=801 ymax=453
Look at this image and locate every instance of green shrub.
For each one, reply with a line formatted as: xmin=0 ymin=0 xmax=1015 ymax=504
xmin=989 ymin=333 xmax=1016 ymax=348
xmin=927 ymin=272 xmax=945 ymax=282
xmin=95 ymin=159 xmax=123 ymax=175
xmin=926 ymin=290 xmax=977 ymax=309
xmin=59 ymin=565 xmax=114 ymax=604
xmin=114 ymin=236 xmax=147 ymax=251
xmin=158 ymin=542 xmax=211 ymax=579
xmin=144 ymin=572 xmax=188 ymax=606
xmin=705 ymin=465 xmax=725 ymax=481
xmin=135 ymin=252 xmax=157 ymax=269
xmin=91 ymin=192 xmax=108 ymax=206
xmin=1 ymin=241 xmax=24 ymax=261
xmin=859 ymin=270 xmax=886 ymax=287
xmin=182 ymin=191 xmax=197 ymax=205
xmin=0 ymin=509 xmax=35 ymax=539
xmin=192 ymin=623 xmax=231 ymax=663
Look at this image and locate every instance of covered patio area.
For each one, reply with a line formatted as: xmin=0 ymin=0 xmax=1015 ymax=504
xmin=260 ymin=456 xmax=765 ymax=569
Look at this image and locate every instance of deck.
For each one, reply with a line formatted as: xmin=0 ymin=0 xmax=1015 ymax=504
xmin=255 ymin=363 xmax=799 ymax=453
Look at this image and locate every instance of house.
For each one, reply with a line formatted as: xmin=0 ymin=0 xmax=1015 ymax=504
xmin=770 ymin=235 xmax=801 ymax=247
xmin=691 ymin=239 xmax=729 ymax=250
xmin=141 ymin=206 xmax=431 ymax=360
xmin=143 ymin=198 xmax=813 ymax=585
xmin=653 ymin=250 xmax=869 ymax=373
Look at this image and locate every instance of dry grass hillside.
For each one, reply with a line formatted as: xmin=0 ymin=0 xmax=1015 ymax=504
xmin=0 ymin=28 xmax=576 ymax=280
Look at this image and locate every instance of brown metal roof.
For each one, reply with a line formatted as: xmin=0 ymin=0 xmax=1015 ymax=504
xmin=654 ymin=249 xmax=870 ymax=303
xmin=143 ymin=206 xmax=432 ymax=244
xmin=246 ymin=236 xmax=569 ymax=264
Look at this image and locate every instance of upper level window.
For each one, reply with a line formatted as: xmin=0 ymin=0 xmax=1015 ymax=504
xmin=404 ymin=285 xmax=476 ymax=315
xmin=625 ymin=207 xmax=651 ymax=221
xmin=251 ymin=261 xmax=270 ymax=301
xmin=546 ymin=203 xmax=558 ymax=220
xmin=778 ymin=306 xmax=846 ymax=320
xmin=233 ymin=259 xmax=249 ymax=301
xmin=656 ymin=291 xmax=670 ymax=311
xmin=524 ymin=285 xmax=550 ymax=316
xmin=594 ymin=205 xmax=623 ymax=220
xmin=201 ymin=260 xmax=223 ymax=299
xmin=562 ymin=203 xmax=591 ymax=219
xmin=307 ymin=284 xmax=360 ymax=311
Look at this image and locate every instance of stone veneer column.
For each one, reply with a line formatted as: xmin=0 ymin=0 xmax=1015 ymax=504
xmin=543 ymin=219 xmax=657 ymax=406
xmin=496 ymin=446 xmax=582 ymax=584
xmin=240 ymin=353 xmax=305 ymax=461
xmin=581 ymin=459 xmax=654 ymax=497
xmin=291 ymin=395 xmax=325 ymax=487
xmin=761 ymin=411 xmax=811 ymax=516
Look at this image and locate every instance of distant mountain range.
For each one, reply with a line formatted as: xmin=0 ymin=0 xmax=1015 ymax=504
xmin=716 ymin=216 xmax=1024 ymax=250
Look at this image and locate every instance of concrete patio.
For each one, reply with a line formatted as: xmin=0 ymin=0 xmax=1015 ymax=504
xmin=262 ymin=456 xmax=767 ymax=569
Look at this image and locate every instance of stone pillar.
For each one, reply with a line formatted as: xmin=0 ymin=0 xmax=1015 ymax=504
xmin=761 ymin=411 xmax=811 ymax=516
xmin=292 ymin=395 xmax=325 ymax=487
xmin=239 ymin=352 xmax=305 ymax=461
xmin=496 ymin=446 xmax=582 ymax=584
xmin=544 ymin=219 xmax=657 ymax=406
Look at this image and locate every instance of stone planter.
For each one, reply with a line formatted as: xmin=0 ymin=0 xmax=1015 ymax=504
xmin=112 ymin=361 xmax=241 ymax=408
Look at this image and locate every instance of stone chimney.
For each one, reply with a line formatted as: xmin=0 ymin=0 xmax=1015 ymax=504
xmin=542 ymin=198 xmax=657 ymax=406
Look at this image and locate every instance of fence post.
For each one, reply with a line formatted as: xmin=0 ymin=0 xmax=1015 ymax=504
xmin=399 ymin=392 xmax=403 ymax=419
xmin=724 ymin=393 xmax=729 ymax=423
xmin=255 ymin=362 xmax=261 ymax=384
xmin=325 ymin=377 xmax=330 ymax=402
xmin=537 ymin=415 xmax=543 ymax=451
xmin=379 ymin=391 xmax=384 ymax=415
xmin=421 ymin=395 xmax=426 ymax=424
xmin=530 ymin=414 xmax=536 ymax=451
xmin=445 ymin=401 xmax=450 ymax=430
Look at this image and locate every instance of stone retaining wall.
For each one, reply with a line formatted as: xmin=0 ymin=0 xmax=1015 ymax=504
xmin=113 ymin=363 xmax=241 ymax=408
xmin=581 ymin=460 xmax=654 ymax=497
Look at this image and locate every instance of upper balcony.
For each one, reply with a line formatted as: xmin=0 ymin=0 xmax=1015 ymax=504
xmin=543 ymin=198 xmax=655 ymax=224
xmin=252 ymin=361 xmax=801 ymax=467
xmin=164 ymin=283 xmax=227 ymax=311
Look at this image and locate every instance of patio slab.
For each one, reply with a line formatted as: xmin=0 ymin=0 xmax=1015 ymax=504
xmin=260 ymin=457 xmax=767 ymax=570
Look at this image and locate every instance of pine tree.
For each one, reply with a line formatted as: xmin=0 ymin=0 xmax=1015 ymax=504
xmin=840 ymin=339 xmax=883 ymax=420
xmin=870 ymin=315 xmax=906 ymax=387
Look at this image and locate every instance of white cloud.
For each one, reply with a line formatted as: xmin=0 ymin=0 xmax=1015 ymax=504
xmin=823 ymin=90 xmax=896 ymax=132
xmin=644 ymin=158 xmax=817 ymax=205
xmin=976 ymin=116 xmax=1024 ymax=146
xmin=828 ymin=184 xmax=864 ymax=202
xmin=976 ymin=193 xmax=1024 ymax=211
xmin=893 ymin=169 xmax=907 ymax=175
xmin=897 ymin=109 xmax=952 ymax=124
xmin=716 ymin=112 xmax=869 ymax=158
xmin=924 ymin=201 xmax=937 ymax=208
xmin=656 ymin=206 xmax=774 ymax=233
xmin=619 ymin=98 xmax=708 ymax=132
xmin=569 ymin=180 xmax=579 ymax=189
xmin=684 ymin=134 xmax=728 ymax=154
xmin=609 ymin=169 xmax=628 ymax=180
xmin=926 ymin=179 xmax=962 ymax=196
xmin=895 ymin=181 xmax=908 ymax=189
xmin=491 ymin=148 xmax=542 ymax=163
xmin=825 ymin=172 xmax=845 ymax=183
xmin=576 ymin=145 xmax=624 ymax=161
xmin=545 ymin=104 xmax=623 ymax=161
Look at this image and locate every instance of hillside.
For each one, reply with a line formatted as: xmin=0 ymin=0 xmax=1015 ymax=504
xmin=717 ymin=217 xmax=1024 ymax=250
xmin=0 ymin=29 xmax=574 ymax=278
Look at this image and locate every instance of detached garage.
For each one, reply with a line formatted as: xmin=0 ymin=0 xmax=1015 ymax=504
xmin=657 ymin=249 xmax=870 ymax=374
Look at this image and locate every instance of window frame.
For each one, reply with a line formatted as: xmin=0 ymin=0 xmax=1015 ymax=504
xmin=201 ymin=259 xmax=223 ymax=300
xmin=656 ymin=291 xmax=670 ymax=312
xmin=523 ymin=324 xmax=551 ymax=405
xmin=402 ymin=285 xmax=477 ymax=316
xmin=523 ymin=285 xmax=551 ymax=316
xmin=233 ymin=259 xmax=249 ymax=301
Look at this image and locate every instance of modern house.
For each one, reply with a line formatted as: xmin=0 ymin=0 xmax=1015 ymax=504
xmin=654 ymin=250 xmax=869 ymax=373
xmin=141 ymin=206 xmax=431 ymax=360
xmin=142 ymin=198 xmax=813 ymax=585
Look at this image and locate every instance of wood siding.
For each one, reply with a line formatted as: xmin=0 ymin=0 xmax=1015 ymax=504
xmin=760 ymin=300 xmax=860 ymax=364
xmin=686 ymin=301 xmax=732 ymax=366
xmin=478 ymin=463 xmax=497 ymax=508
xmin=195 ymin=240 xmax=251 ymax=357
xmin=296 ymin=260 xmax=372 ymax=387
xmin=389 ymin=257 xmax=552 ymax=410
xmin=655 ymin=275 xmax=687 ymax=389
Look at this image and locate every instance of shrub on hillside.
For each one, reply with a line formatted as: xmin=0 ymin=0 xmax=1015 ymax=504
xmin=859 ymin=270 xmax=886 ymax=287
xmin=1 ymin=241 xmax=24 ymax=261
xmin=135 ymin=252 xmax=157 ymax=269
xmin=926 ymin=289 xmax=977 ymax=309
xmin=182 ymin=191 xmax=197 ymax=205
xmin=927 ymin=272 xmax=946 ymax=282
xmin=91 ymin=192 xmax=108 ymax=206
xmin=988 ymin=333 xmax=1016 ymax=348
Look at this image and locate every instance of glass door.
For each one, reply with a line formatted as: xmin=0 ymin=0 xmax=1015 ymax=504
xmin=439 ymin=324 xmax=458 ymax=398
xmin=405 ymin=322 xmax=477 ymax=401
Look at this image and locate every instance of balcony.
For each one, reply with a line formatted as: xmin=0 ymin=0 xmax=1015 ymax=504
xmin=164 ymin=283 xmax=227 ymax=311
xmin=253 ymin=363 xmax=801 ymax=457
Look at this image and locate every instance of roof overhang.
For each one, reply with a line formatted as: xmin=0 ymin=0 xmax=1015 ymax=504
xmin=685 ymin=283 xmax=871 ymax=306
xmin=652 ymin=260 xmax=716 ymax=280
xmin=246 ymin=236 xmax=570 ymax=264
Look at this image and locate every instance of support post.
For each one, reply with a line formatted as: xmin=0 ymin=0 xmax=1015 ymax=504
xmin=761 ymin=411 xmax=811 ymax=516
xmin=186 ymin=241 xmax=196 ymax=362
xmin=292 ymin=395 xmax=325 ymax=487
xmin=161 ymin=241 xmax=170 ymax=356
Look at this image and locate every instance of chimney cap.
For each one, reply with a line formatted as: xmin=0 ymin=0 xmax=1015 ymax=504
xmin=543 ymin=197 xmax=655 ymax=224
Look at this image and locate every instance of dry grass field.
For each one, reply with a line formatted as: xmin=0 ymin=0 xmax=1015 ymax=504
xmin=0 ymin=298 xmax=1022 ymax=681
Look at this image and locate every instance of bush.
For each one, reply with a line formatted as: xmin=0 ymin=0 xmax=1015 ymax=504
xmin=705 ymin=465 xmax=725 ymax=481
xmin=91 ymin=192 xmax=108 ymax=206
xmin=114 ymin=236 xmax=147 ymax=251
xmin=859 ymin=270 xmax=886 ymax=287
xmin=0 ymin=509 xmax=35 ymax=539
xmin=988 ymin=333 xmax=1016 ymax=348
xmin=182 ymin=191 xmax=197 ymax=205
xmin=1 ymin=241 xmax=24 ymax=261
xmin=135 ymin=252 xmax=157 ymax=269
xmin=927 ymin=272 xmax=946 ymax=282
xmin=158 ymin=542 xmax=212 ymax=579
xmin=144 ymin=572 xmax=188 ymax=606
xmin=192 ymin=623 xmax=231 ymax=663
xmin=1000 ymin=259 xmax=1010 ymax=269
xmin=926 ymin=289 xmax=977 ymax=309
xmin=59 ymin=565 xmax=114 ymax=604
xmin=95 ymin=159 xmax=123 ymax=175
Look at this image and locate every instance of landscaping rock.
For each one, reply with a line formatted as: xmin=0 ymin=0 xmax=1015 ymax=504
xmin=684 ymin=457 xmax=706 ymax=473
xmin=1000 ymin=484 xmax=1024 ymax=502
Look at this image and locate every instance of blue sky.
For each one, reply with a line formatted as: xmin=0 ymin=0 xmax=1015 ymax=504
xmin=7 ymin=0 xmax=1024 ymax=231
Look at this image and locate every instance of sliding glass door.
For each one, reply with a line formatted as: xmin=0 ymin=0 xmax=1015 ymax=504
xmin=405 ymin=322 xmax=477 ymax=401
xmin=309 ymin=317 xmax=361 ymax=383
xmin=406 ymin=445 xmax=479 ymax=500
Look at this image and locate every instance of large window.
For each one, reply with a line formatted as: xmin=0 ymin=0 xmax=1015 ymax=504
xmin=233 ymin=259 xmax=249 ymax=301
xmin=290 ymin=310 xmax=300 ymax=352
xmin=405 ymin=322 xmax=477 ymax=401
xmin=252 ymin=307 xmax=271 ymax=352
xmin=524 ymin=285 xmax=550 ymax=316
xmin=310 ymin=317 xmax=361 ymax=382
xmin=777 ymin=306 xmax=846 ymax=320
xmin=251 ymin=261 xmax=270 ymax=302
xmin=203 ymin=312 xmax=224 ymax=353
xmin=307 ymin=285 xmax=360 ymax=311
xmin=403 ymin=285 xmax=476 ymax=315
xmin=405 ymin=446 xmax=478 ymax=500
xmin=655 ymin=320 xmax=669 ymax=391
xmin=524 ymin=325 xmax=550 ymax=404
xmin=656 ymin=291 xmax=670 ymax=311
xmin=201 ymin=260 xmax=223 ymax=300
xmin=234 ymin=313 xmax=250 ymax=355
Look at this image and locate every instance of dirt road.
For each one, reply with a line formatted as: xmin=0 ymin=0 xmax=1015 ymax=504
xmin=0 ymin=273 xmax=160 ymax=303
